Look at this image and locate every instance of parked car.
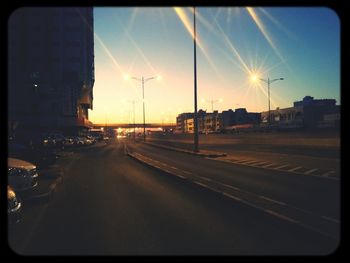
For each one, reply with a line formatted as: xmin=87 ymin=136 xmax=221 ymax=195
xmin=75 ymin=137 xmax=86 ymax=146
xmin=63 ymin=136 xmax=75 ymax=147
xmin=8 ymin=141 xmax=58 ymax=169
xmin=7 ymin=185 xmax=22 ymax=224
xmin=8 ymin=158 xmax=39 ymax=191
xmin=48 ymin=133 xmax=66 ymax=148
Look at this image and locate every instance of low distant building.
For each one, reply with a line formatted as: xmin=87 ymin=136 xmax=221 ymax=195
xmin=203 ymin=111 xmax=221 ymax=133
xmin=175 ymin=112 xmax=193 ymax=133
xmin=262 ymin=96 xmax=340 ymax=130
xmin=184 ymin=118 xmax=194 ymax=133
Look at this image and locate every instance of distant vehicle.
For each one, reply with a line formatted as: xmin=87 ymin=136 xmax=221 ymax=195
xmin=8 ymin=158 xmax=39 ymax=191
xmin=7 ymin=186 xmax=21 ymax=225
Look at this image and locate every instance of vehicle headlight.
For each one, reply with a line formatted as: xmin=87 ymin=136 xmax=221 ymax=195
xmin=8 ymin=167 xmax=28 ymax=177
xmin=8 ymin=187 xmax=20 ymax=211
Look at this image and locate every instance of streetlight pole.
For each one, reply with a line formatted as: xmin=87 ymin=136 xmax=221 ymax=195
xmin=125 ymin=75 xmax=159 ymax=142
xmin=259 ymin=77 xmax=284 ymax=127
xmin=142 ymin=77 xmax=146 ymax=142
xmin=193 ymin=6 xmax=199 ymax=153
xmin=208 ymin=98 xmax=223 ymax=112
xmin=127 ymin=100 xmax=137 ymax=142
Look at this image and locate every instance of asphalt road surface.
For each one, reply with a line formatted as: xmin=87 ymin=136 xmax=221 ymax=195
xmin=8 ymin=139 xmax=339 ymax=255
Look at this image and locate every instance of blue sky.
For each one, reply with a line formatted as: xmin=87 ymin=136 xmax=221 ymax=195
xmin=89 ymin=7 xmax=340 ymax=124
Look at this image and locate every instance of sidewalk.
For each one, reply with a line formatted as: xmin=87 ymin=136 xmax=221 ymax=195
xmin=145 ymin=142 xmax=227 ymax=158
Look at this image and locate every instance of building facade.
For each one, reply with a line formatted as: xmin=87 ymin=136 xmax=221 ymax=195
xmin=8 ymin=7 xmax=94 ymax=138
xmin=261 ymin=96 xmax=339 ymax=130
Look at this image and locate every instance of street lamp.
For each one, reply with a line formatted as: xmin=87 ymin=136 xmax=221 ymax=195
xmin=253 ymin=76 xmax=284 ymax=126
xmin=125 ymin=75 xmax=160 ymax=142
xmin=202 ymin=98 xmax=223 ymax=112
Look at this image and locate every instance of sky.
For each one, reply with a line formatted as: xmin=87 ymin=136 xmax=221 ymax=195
xmin=89 ymin=7 xmax=340 ymax=124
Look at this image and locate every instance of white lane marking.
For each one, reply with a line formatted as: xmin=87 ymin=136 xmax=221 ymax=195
xmin=262 ymin=163 xmax=278 ymax=168
xmin=222 ymin=192 xmax=242 ymax=201
xmin=274 ymin=164 xmax=289 ymax=169
xmin=200 ymin=176 xmax=212 ymax=182
xmin=170 ymin=166 xmax=178 ymax=170
xmin=264 ymin=209 xmax=299 ymax=224
xmin=321 ymin=171 xmax=335 ymax=177
xmin=221 ymin=183 xmax=240 ymax=191
xmin=287 ymin=166 xmax=303 ymax=172
xmin=175 ymin=174 xmax=186 ymax=179
xmin=235 ymin=159 xmax=254 ymax=164
xmin=321 ymin=216 xmax=340 ymax=224
xmin=181 ymin=170 xmax=192 ymax=175
xmin=304 ymin=168 xmax=318 ymax=175
xmin=194 ymin=181 xmax=209 ymax=188
xmin=259 ymin=196 xmax=286 ymax=206
xmin=252 ymin=161 xmax=269 ymax=166
xmin=241 ymin=160 xmax=260 ymax=165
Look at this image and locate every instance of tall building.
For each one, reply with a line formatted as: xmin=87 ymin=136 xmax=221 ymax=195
xmin=8 ymin=7 xmax=94 ymax=138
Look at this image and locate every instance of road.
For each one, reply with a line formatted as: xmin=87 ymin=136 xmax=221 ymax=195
xmin=8 ymin=138 xmax=339 ymax=255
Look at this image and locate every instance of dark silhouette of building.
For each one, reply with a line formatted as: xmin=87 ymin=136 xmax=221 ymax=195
xmin=263 ymin=96 xmax=340 ymax=130
xmin=8 ymin=7 xmax=94 ymax=138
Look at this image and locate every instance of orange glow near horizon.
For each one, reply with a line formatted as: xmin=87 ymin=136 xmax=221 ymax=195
xmin=89 ymin=7 xmax=339 ymax=124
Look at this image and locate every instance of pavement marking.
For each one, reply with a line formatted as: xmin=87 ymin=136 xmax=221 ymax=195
xmin=321 ymin=216 xmax=340 ymax=224
xmin=287 ymin=166 xmax=303 ymax=172
xmin=222 ymin=192 xmax=242 ymax=201
xmin=274 ymin=164 xmax=289 ymax=170
xmin=261 ymin=163 xmax=278 ymax=168
xmin=221 ymin=183 xmax=240 ymax=191
xmin=321 ymin=171 xmax=335 ymax=177
xmin=259 ymin=195 xmax=286 ymax=206
xmin=252 ymin=161 xmax=269 ymax=166
xmin=264 ymin=209 xmax=299 ymax=224
xmin=304 ymin=168 xmax=318 ymax=175
xmin=194 ymin=181 xmax=209 ymax=188
xmin=234 ymin=159 xmax=254 ymax=164
xmin=175 ymin=174 xmax=186 ymax=179
xmin=200 ymin=176 xmax=212 ymax=182
xmin=240 ymin=160 xmax=260 ymax=165
xmin=170 ymin=166 xmax=178 ymax=170
xmin=181 ymin=170 xmax=192 ymax=175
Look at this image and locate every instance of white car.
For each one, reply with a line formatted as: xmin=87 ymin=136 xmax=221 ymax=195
xmin=8 ymin=158 xmax=39 ymax=191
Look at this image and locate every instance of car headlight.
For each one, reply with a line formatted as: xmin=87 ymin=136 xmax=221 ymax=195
xmin=8 ymin=167 xmax=28 ymax=177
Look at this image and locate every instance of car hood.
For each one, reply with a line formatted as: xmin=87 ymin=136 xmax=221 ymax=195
xmin=8 ymin=158 xmax=36 ymax=170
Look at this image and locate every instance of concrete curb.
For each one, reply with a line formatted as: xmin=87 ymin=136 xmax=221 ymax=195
xmin=145 ymin=142 xmax=227 ymax=158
